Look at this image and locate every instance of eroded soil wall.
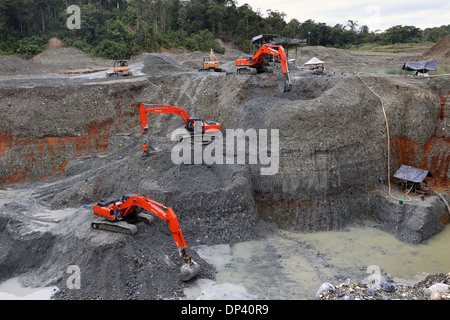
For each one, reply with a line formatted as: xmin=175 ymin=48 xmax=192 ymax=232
xmin=0 ymin=71 xmax=448 ymax=238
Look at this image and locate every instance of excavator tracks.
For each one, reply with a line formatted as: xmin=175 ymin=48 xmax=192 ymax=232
xmin=91 ymin=213 xmax=154 ymax=235
xmin=91 ymin=220 xmax=138 ymax=235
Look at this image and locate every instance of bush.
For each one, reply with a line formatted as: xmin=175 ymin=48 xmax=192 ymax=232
xmin=15 ymin=35 xmax=47 ymax=57
xmin=72 ymin=39 xmax=92 ymax=52
xmin=93 ymin=39 xmax=131 ymax=60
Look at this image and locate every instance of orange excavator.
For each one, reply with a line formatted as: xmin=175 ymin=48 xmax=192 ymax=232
xmin=139 ymin=103 xmax=221 ymax=143
xmin=236 ymin=44 xmax=292 ymax=92
xmin=92 ymin=194 xmax=201 ymax=281
xmin=107 ymin=60 xmax=133 ymax=77
xmin=199 ymin=48 xmax=223 ymax=72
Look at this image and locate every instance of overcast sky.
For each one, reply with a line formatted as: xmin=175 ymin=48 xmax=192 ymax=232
xmin=237 ymin=0 xmax=450 ymax=32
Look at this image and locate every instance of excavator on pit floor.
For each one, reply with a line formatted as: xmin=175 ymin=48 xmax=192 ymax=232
xmin=199 ymin=48 xmax=223 ymax=72
xmin=235 ymin=44 xmax=292 ymax=92
xmin=91 ymin=194 xmax=201 ymax=281
xmin=139 ymin=103 xmax=221 ymax=144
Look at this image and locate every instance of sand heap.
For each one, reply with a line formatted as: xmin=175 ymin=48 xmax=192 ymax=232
xmin=423 ymin=34 xmax=450 ymax=63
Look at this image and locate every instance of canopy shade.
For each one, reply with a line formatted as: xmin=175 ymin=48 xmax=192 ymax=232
xmin=402 ymin=60 xmax=437 ymax=72
xmin=304 ymin=57 xmax=325 ymax=65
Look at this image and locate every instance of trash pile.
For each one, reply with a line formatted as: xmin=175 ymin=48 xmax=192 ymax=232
xmin=316 ymin=272 xmax=450 ymax=300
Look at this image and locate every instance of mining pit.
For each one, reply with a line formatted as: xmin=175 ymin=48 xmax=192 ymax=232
xmin=0 ymin=40 xmax=449 ymax=300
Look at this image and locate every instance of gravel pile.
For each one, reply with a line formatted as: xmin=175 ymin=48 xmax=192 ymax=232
xmin=316 ymin=272 xmax=450 ymax=300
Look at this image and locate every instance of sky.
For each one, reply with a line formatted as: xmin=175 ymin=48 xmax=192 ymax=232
xmin=237 ymin=0 xmax=450 ymax=32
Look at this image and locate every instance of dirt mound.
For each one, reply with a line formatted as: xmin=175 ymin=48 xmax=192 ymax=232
xmin=297 ymin=45 xmax=423 ymax=70
xmin=142 ymin=54 xmax=189 ymax=73
xmin=0 ymin=55 xmax=48 ymax=76
xmin=33 ymin=47 xmax=113 ymax=74
xmin=222 ymin=48 xmax=247 ymax=60
xmin=423 ymin=34 xmax=450 ymax=63
xmin=47 ymin=37 xmax=65 ymax=48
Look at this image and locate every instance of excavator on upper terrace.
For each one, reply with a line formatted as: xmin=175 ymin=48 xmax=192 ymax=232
xmin=107 ymin=60 xmax=133 ymax=77
xmin=139 ymin=103 xmax=221 ymax=144
xmin=91 ymin=194 xmax=201 ymax=281
xmin=235 ymin=43 xmax=292 ymax=92
xmin=199 ymin=48 xmax=223 ymax=72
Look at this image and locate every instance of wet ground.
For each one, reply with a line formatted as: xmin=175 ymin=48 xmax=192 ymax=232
xmin=184 ymin=224 xmax=450 ymax=299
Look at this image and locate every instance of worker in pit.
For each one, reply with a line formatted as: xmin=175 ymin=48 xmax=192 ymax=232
xmin=143 ymin=142 xmax=149 ymax=156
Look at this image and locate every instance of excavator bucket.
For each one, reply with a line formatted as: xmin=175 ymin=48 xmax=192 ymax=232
xmin=180 ymin=260 xmax=201 ymax=281
xmin=284 ymin=74 xmax=292 ymax=92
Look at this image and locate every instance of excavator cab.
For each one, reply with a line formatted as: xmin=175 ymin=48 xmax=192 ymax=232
xmin=186 ymin=117 xmax=205 ymax=133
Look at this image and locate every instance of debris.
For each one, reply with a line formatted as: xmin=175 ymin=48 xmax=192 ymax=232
xmin=319 ymin=273 xmax=450 ymax=300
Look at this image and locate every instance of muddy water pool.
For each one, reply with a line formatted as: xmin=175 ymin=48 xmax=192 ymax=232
xmin=186 ymin=225 xmax=450 ymax=300
xmin=0 ymin=278 xmax=58 ymax=300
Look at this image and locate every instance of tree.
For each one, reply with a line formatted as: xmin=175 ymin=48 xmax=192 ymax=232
xmin=1 ymin=0 xmax=448 ymax=59
xmin=346 ymin=20 xmax=358 ymax=32
xmin=264 ymin=10 xmax=286 ymax=35
xmin=284 ymin=18 xmax=300 ymax=38
xmin=383 ymin=25 xmax=422 ymax=43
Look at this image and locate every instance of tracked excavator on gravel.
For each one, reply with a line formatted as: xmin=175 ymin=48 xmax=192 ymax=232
xmin=139 ymin=103 xmax=221 ymax=144
xmin=199 ymin=48 xmax=223 ymax=72
xmin=91 ymin=194 xmax=201 ymax=281
xmin=236 ymin=44 xmax=292 ymax=92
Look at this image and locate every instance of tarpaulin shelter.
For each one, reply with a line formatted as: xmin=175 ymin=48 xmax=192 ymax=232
xmin=393 ymin=165 xmax=431 ymax=183
xmin=304 ymin=57 xmax=325 ymax=67
xmin=393 ymin=164 xmax=433 ymax=194
xmin=402 ymin=60 xmax=437 ymax=73
xmin=303 ymin=57 xmax=325 ymax=72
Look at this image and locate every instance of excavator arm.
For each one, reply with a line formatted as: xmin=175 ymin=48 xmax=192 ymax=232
xmin=119 ymin=195 xmax=188 ymax=252
xmin=92 ymin=194 xmax=201 ymax=281
xmin=236 ymin=44 xmax=292 ymax=92
xmin=140 ymin=103 xmax=191 ymax=134
xmin=139 ymin=103 xmax=221 ymax=137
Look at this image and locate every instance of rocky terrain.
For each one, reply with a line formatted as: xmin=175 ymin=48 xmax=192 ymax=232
xmin=0 ymin=38 xmax=448 ymax=300
xmin=317 ymin=272 xmax=450 ymax=300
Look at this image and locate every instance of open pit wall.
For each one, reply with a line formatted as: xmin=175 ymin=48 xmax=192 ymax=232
xmin=0 ymin=72 xmax=448 ymax=243
xmin=0 ymin=79 xmax=150 ymax=184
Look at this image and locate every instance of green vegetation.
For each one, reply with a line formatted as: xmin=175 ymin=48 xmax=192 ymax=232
xmin=0 ymin=0 xmax=449 ymax=59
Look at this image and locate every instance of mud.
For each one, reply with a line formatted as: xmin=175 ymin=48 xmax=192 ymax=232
xmin=0 ymin=42 xmax=448 ymax=299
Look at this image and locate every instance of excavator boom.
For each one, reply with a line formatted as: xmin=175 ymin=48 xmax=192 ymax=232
xmin=140 ymin=103 xmax=191 ymax=133
xmin=92 ymin=194 xmax=201 ymax=281
xmin=139 ymin=103 xmax=221 ymax=139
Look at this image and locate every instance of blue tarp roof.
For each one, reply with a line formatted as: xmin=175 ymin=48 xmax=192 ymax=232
xmin=402 ymin=60 xmax=437 ymax=72
xmin=393 ymin=165 xmax=432 ymax=183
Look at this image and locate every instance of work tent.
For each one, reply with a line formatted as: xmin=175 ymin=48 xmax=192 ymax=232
xmin=402 ymin=60 xmax=437 ymax=73
xmin=393 ymin=164 xmax=432 ymax=183
xmin=304 ymin=57 xmax=325 ymax=66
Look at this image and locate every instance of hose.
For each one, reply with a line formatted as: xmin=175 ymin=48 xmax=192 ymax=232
xmin=356 ymin=72 xmax=412 ymax=202
xmin=434 ymin=190 xmax=450 ymax=219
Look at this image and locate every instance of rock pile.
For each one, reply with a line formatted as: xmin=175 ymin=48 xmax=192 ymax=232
xmin=316 ymin=273 xmax=450 ymax=300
